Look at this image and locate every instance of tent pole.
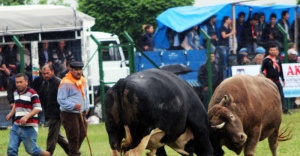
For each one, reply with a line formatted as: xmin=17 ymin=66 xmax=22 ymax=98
xmin=295 ymin=7 xmax=299 ymax=51
xmin=232 ymin=3 xmax=236 ymax=54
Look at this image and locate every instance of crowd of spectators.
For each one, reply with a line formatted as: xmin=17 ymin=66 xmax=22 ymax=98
xmin=138 ymin=9 xmax=299 ymax=65
xmin=0 ymin=40 xmax=75 ymax=92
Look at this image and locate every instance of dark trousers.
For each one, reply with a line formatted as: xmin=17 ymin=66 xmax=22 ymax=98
xmin=274 ymin=81 xmax=288 ymax=113
xmin=61 ymin=112 xmax=87 ymax=156
xmin=47 ymin=118 xmax=69 ymax=155
xmin=202 ymin=89 xmax=209 ymax=112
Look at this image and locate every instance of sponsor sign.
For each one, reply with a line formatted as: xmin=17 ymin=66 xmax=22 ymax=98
xmin=231 ymin=64 xmax=300 ymax=97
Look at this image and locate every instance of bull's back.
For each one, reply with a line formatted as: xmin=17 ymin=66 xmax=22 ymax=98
xmin=113 ymin=69 xmax=205 ymax=141
xmin=123 ymin=69 xmax=199 ymax=124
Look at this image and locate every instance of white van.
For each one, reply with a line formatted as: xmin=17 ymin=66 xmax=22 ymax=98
xmin=85 ymin=31 xmax=130 ymax=88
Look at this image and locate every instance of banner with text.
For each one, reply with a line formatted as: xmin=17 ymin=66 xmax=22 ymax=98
xmin=231 ymin=64 xmax=300 ymax=98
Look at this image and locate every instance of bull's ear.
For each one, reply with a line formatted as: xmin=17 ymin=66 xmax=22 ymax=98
xmin=220 ymin=95 xmax=231 ymax=106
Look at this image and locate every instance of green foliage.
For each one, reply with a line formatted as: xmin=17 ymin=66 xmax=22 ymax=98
xmin=0 ymin=0 xmax=32 ymax=5
xmin=78 ymin=0 xmax=193 ymax=43
xmin=49 ymin=0 xmax=70 ymax=7
xmin=0 ymin=0 xmax=70 ymax=6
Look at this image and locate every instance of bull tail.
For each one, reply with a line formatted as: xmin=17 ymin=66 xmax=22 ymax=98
xmin=278 ymin=123 xmax=293 ymax=142
xmin=121 ymin=125 xmax=132 ymax=154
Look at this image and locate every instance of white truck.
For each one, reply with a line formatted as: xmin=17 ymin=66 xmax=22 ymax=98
xmin=0 ymin=5 xmax=130 ymax=123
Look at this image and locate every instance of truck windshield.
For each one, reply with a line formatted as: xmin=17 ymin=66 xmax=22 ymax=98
xmin=101 ymin=41 xmax=121 ymax=61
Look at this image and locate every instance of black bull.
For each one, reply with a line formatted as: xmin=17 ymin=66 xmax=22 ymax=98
xmin=104 ymin=69 xmax=222 ymax=156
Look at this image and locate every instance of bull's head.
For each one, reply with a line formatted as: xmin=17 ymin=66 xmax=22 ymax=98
xmin=208 ymin=95 xmax=247 ymax=155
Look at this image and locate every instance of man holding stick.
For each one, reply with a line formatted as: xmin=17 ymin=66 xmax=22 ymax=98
xmin=57 ymin=61 xmax=89 ymax=156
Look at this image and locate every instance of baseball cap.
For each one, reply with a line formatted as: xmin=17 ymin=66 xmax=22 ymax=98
xmin=255 ymin=47 xmax=266 ymax=54
xmin=239 ymin=48 xmax=247 ymax=54
xmin=288 ymin=49 xmax=298 ymax=55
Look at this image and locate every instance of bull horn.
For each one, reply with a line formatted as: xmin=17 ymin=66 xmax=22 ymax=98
xmin=223 ymin=95 xmax=228 ymax=102
xmin=211 ymin=122 xmax=226 ymax=129
xmin=221 ymin=95 xmax=230 ymax=106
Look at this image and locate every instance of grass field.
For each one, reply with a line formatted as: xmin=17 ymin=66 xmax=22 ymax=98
xmin=0 ymin=111 xmax=299 ymax=156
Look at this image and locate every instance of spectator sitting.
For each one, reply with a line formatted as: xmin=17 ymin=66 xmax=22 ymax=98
xmin=166 ymin=27 xmax=182 ymax=50
xmin=287 ymin=49 xmax=298 ymax=63
xmin=39 ymin=41 xmax=52 ymax=68
xmin=4 ymin=43 xmax=18 ymax=74
xmin=0 ymin=45 xmax=11 ymax=90
xmin=181 ymin=25 xmax=203 ymax=50
xmin=236 ymin=48 xmax=250 ymax=65
xmin=51 ymin=41 xmax=75 ymax=77
xmin=251 ymin=54 xmax=264 ymax=65
xmin=255 ymin=46 xmax=266 ymax=55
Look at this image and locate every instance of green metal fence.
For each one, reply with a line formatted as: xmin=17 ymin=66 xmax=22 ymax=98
xmin=90 ymin=31 xmax=135 ymax=120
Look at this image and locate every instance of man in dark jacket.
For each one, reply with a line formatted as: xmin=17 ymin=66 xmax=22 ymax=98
xmin=242 ymin=14 xmax=259 ymax=54
xmin=40 ymin=64 xmax=69 ymax=155
xmin=203 ymin=15 xmax=218 ymax=48
xmin=198 ymin=52 xmax=223 ymax=111
xmin=278 ymin=10 xmax=291 ymax=42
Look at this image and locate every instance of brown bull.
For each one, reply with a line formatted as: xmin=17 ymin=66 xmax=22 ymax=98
xmin=208 ymin=75 xmax=289 ymax=156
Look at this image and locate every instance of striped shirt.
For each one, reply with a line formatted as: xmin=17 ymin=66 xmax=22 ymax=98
xmin=14 ymin=87 xmax=42 ymax=127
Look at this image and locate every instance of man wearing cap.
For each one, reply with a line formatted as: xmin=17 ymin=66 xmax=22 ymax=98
xmin=57 ymin=61 xmax=89 ymax=156
xmin=236 ymin=48 xmax=250 ymax=65
xmin=255 ymin=46 xmax=266 ymax=55
xmin=287 ymin=49 xmax=298 ymax=63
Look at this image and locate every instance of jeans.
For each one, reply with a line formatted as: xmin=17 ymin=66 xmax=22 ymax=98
xmin=216 ymin=46 xmax=230 ymax=79
xmin=47 ymin=118 xmax=69 ymax=155
xmin=7 ymin=125 xmax=41 ymax=156
xmin=61 ymin=112 xmax=87 ymax=156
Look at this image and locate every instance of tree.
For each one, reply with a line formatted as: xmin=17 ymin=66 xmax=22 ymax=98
xmin=78 ymin=0 xmax=193 ymax=44
xmin=0 ymin=0 xmax=32 ymax=5
xmin=0 ymin=0 xmax=69 ymax=6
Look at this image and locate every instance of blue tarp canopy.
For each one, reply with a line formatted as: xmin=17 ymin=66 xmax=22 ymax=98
xmin=155 ymin=4 xmax=297 ymax=49
xmin=156 ymin=4 xmax=228 ymax=33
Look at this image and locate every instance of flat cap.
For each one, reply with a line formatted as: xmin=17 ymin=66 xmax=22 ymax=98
xmin=255 ymin=47 xmax=266 ymax=54
xmin=70 ymin=61 xmax=84 ymax=68
xmin=239 ymin=48 xmax=247 ymax=54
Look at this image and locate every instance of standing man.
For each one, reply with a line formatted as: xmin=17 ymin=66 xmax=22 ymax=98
xmin=39 ymin=41 xmax=52 ymax=68
xmin=261 ymin=45 xmax=289 ymax=114
xmin=203 ymin=15 xmax=218 ymax=49
xmin=57 ymin=61 xmax=89 ymax=156
xmin=278 ymin=10 xmax=291 ymax=42
xmin=198 ymin=52 xmax=223 ymax=111
xmin=6 ymin=73 xmax=50 ymax=156
xmin=40 ymin=64 xmax=69 ymax=155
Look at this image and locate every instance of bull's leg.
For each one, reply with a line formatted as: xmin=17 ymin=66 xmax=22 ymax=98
xmin=168 ymin=127 xmax=193 ymax=156
xmin=124 ymin=128 xmax=164 ymax=156
xmin=187 ymin=113 xmax=214 ymax=156
xmin=243 ymin=130 xmax=261 ymax=156
xmin=268 ymin=129 xmax=279 ymax=156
